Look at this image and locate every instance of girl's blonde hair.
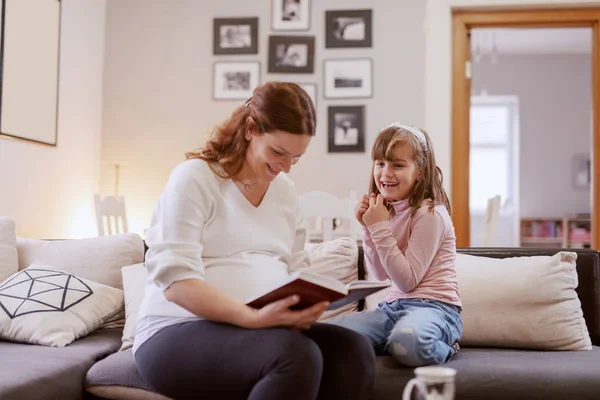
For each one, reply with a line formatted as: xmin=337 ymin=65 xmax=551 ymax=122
xmin=185 ymin=81 xmax=316 ymax=179
xmin=368 ymin=125 xmax=451 ymax=216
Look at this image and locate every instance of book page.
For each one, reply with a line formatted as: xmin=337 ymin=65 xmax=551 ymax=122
xmin=327 ymin=283 xmax=390 ymax=310
xmin=346 ymin=280 xmax=391 ymax=290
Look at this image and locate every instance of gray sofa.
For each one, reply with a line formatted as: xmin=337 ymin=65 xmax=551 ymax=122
xmin=1 ymin=246 xmax=600 ymax=400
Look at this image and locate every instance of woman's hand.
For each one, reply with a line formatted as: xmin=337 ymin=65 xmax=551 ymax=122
xmin=245 ymin=295 xmax=329 ymax=330
xmin=355 ymin=194 xmax=370 ymax=226
xmin=362 ymin=194 xmax=389 ymax=226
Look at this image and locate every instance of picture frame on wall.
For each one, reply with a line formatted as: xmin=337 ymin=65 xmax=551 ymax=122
xmin=324 ymin=58 xmax=373 ymax=99
xmin=268 ymin=36 xmax=315 ymax=74
xmin=213 ymin=17 xmax=259 ymax=55
xmin=572 ymin=153 xmax=591 ymax=190
xmin=272 ymin=0 xmax=311 ymax=31
xmin=297 ymin=83 xmax=317 ymax=108
xmin=328 ymin=106 xmax=365 ymax=153
xmin=213 ymin=62 xmax=260 ymax=100
xmin=325 ymin=9 xmax=372 ymax=48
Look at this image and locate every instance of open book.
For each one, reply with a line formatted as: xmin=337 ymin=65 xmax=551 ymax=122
xmin=245 ymin=271 xmax=390 ymax=311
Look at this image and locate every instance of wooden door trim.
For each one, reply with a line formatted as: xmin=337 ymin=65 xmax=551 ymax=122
xmin=451 ymin=8 xmax=600 ymax=250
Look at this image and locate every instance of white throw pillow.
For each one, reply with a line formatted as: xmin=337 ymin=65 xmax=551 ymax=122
xmin=0 ymin=217 xmax=18 ymax=282
xmin=305 ymin=237 xmax=359 ymax=321
xmin=16 ymin=233 xmax=144 ymax=289
xmin=457 ymin=251 xmax=591 ymax=351
xmin=120 ymin=263 xmax=146 ymax=351
xmin=0 ymin=265 xmax=124 ymax=347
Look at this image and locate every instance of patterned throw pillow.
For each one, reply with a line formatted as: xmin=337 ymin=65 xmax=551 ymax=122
xmin=0 ymin=265 xmax=124 ymax=347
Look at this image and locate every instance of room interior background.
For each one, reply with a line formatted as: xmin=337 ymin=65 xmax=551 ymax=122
xmin=1 ymin=0 xmax=599 ymax=240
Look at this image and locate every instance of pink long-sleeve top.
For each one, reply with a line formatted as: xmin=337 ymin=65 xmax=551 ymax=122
xmin=362 ymin=198 xmax=462 ymax=307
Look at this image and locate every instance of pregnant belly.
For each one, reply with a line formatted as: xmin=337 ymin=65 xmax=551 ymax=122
xmin=203 ymin=257 xmax=290 ymax=303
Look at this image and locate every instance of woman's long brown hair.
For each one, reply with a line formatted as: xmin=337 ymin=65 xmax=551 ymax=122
xmin=186 ymin=81 xmax=316 ymax=178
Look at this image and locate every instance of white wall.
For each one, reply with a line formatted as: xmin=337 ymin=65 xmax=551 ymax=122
xmin=424 ymin=0 xmax=600 ymax=194
xmin=0 ymin=0 xmax=106 ymax=239
xmin=101 ymin=0 xmax=427 ymax=236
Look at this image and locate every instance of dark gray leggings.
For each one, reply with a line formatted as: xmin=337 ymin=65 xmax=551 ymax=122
xmin=134 ymin=320 xmax=375 ymax=400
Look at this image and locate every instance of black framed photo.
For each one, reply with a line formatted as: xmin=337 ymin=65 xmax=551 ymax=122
xmin=213 ymin=17 xmax=258 ymax=55
xmin=297 ymin=83 xmax=317 ymax=108
xmin=268 ymin=36 xmax=315 ymax=74
xmin=213 ymin=62 xmax=260 ymax=100
xmin=272 ymin=0 xmax=311 ymax=31
xmin=324 ymin=58 xmax=373 ymax=99
xmin=328 ymin=106 xmax=365 ymax=153
xmin=325 ymin=9 xmax=372 ymax=48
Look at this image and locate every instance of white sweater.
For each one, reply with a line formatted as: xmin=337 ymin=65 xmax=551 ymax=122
xmin=134 ymin=159 xmax=310 ymax=352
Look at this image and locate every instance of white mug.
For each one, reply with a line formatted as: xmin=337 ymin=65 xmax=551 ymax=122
xmin=402 ymin=366 xmax=456 ymax=400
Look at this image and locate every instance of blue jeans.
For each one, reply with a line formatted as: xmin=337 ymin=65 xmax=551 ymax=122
xmin=328 ymin=298 xmax=463 ymax=367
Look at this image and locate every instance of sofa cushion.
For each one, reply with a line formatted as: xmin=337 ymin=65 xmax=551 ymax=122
xmin=374 ymin=347 xmax=600 ymax=400
xmin=0 ymin=217 xmax=18 ymax=282
xmin=16 ymin=233 xmax=144 ymax=289
xmin=306 ymin=237 xmax=359 ymax=321
xmin=87 ymin=346 xmax=600 ymax=400
xmin=86 ymin=348 xmax=172 ymax=400
xmin=120 ymin=263 xmax=146 ymax=351
xmin=0 ymin=266 xmax=124 ymax=347
xmin=0 ymin=328 xmax=122 ymax=400
xmin=456 ymin=251 xmax=591 ymax=350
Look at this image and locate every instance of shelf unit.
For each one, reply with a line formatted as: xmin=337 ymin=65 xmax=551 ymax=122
xmin=519 ymin=215 xmax=592 ymax=248
xmin=563 ymin=215 xmax=592 ymax=249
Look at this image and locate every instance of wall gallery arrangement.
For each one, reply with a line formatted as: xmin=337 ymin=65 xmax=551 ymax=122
xmin=211 ymin=0 xmax=373 ymax=153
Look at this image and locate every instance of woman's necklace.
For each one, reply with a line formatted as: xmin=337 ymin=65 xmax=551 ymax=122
xmin=234 ymin=177 xmax=260 ymax=191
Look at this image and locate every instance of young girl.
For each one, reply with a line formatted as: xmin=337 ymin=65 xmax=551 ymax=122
xmin=329 ymin=122 xmax=463 ymax=367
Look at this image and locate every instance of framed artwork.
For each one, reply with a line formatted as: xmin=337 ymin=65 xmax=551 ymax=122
xmin=325 ymin=9 xmax=372 ymax=48
xmin=272 ymin=0 xmax=311 ymax=31
xmin=0 ymin=0 xmax=61 ymax=146
xmin=297 ymin=83 xmax=317 ymax=108
xmin=328 ymin=106 xmax=365 ymax=153
xmin=324 ymin=58 xmax=373 ymax=99
xmin=213 ymin=17 xmax=259 ymax=55
xmin=213 ymin=62 xmax=260 ymax=100
xmin=268 ymin=36 xmax=315 ymax=74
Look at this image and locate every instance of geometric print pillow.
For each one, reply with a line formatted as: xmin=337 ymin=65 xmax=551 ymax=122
xmin=0 ymin=265 xmax=124 ymax=347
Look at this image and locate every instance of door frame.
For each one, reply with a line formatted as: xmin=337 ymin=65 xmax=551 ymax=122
xmin=452 ymin=8 xmax=600 ymax=249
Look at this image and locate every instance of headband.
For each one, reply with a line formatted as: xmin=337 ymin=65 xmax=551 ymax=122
xmin=382 ymin=122 xmax=428 ymax=152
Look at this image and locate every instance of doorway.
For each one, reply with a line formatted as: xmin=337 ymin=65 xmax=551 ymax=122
xmin=451 ymin=8 xmax=600 ymax=250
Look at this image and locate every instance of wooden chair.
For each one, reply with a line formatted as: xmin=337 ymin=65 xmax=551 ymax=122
xmin=94 ymin=194 xmax=128 ymax=236
xmin=298 ymin=191 xmax=358 ymax=243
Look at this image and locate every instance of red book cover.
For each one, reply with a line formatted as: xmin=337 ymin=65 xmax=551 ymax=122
xmin=246 ymin=272 xmax=390 ymax=311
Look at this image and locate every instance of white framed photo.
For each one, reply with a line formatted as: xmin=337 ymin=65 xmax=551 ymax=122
xmin=324 ymin=59 xmax=373 ymax=99
xmin=298 ymin=83 xmax=317 ymax=108
xmin=272 ymin=0 xmax=310 ymax=31
xmin=213 ymin=62 xmax=260 ymax=100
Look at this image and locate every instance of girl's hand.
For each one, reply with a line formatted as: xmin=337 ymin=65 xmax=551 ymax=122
xmin=362 ymin=194 xmax=389 ymax=226
xmin=354 ymin=194 xmax=370 ymax=226
xmin=248 ymin=295 xmax=329 ymax=330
